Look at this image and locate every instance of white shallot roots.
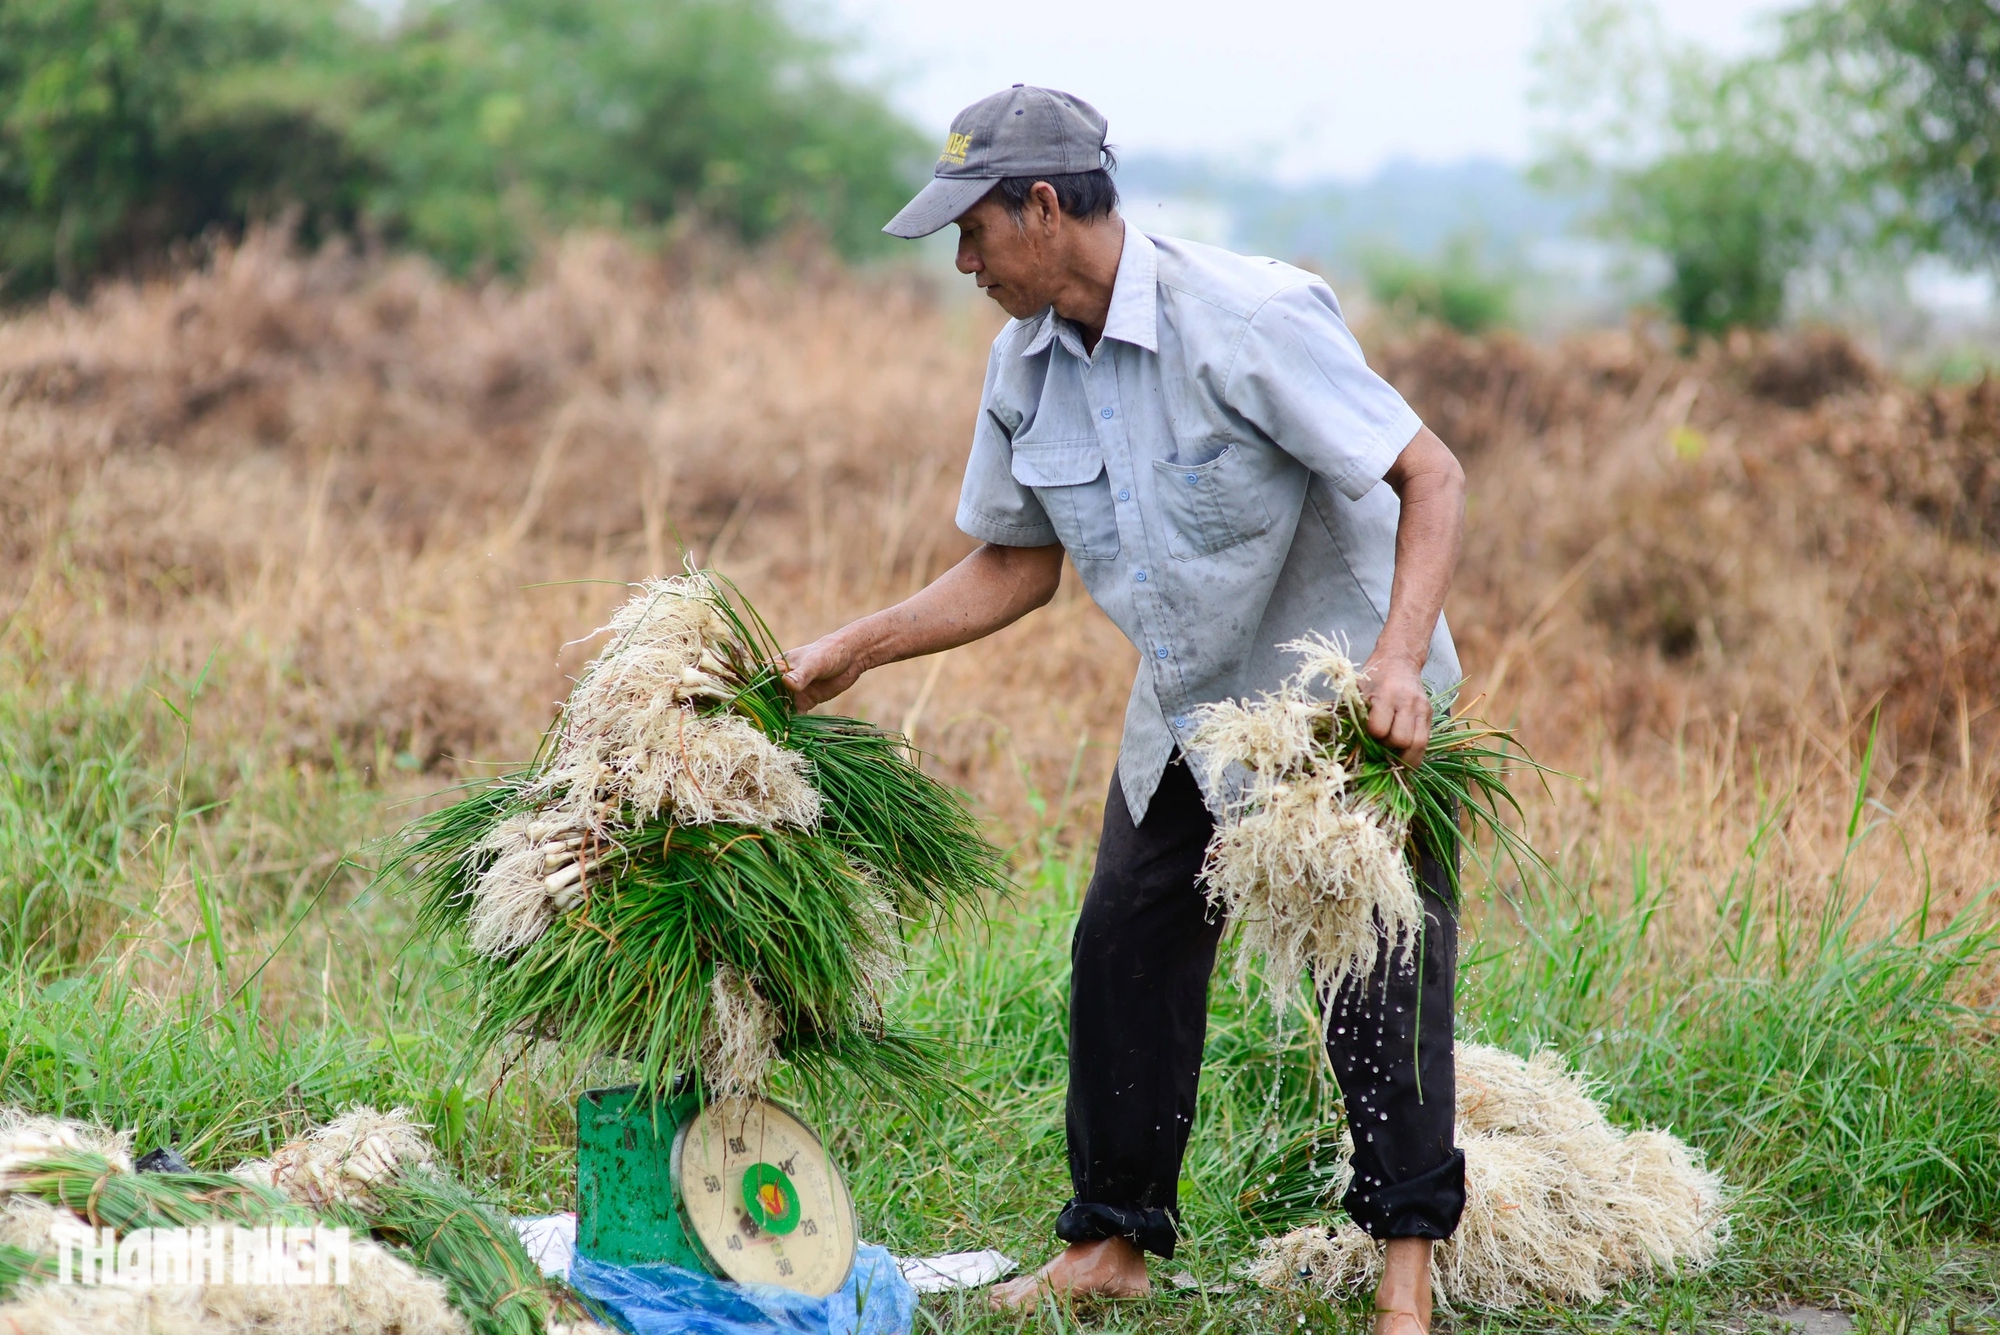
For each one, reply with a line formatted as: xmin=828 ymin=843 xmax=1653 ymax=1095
xmin=464 ymin=573 xmax=825 ymax=960
xmin=1247 ymin=1044 xmax=1729 ymax=1310
xmin=247 ymin=1106 xmax=436 ymax=1213
xmin=1189 ymin=635 xmax=1423 ymax=1011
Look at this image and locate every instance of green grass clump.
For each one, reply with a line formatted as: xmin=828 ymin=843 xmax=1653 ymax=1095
xmin=0 ymin=685 xmax=168 ymax=966
xmin=1237 ymin=1124 xmax=1352 ymax=1233
xmin=0 ymin=668 xmax=390 ymax=974
xmin=1476 ymin=852 xmax=2000 ymax=1234
xmin=0 ymin=942 xmax=602 ymax=1215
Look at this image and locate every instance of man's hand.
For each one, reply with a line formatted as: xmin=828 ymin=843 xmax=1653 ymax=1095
xmin=780 ymin=633 xmax=866 ymax=711
xmin=1361 ymin=426 xmax=1464 ymax=768
xmin=1360 ymin=652 xmax=1432 ymax=767
xmin=778 ymin=542 xmax=1063 ymax=711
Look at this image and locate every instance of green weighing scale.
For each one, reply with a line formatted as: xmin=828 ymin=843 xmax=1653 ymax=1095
xmin=576 ymin=1084 xmax=858 ymax=1298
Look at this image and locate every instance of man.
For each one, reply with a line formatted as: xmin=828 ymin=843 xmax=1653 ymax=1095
xmin=781 ymin=86 xmax=1466 ymax=1335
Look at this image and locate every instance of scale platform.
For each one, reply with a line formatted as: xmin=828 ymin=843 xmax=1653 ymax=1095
xmin=576 ymin=1084 xmax=858 ymax=1298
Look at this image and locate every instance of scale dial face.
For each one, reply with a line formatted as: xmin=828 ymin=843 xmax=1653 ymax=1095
xmin=671 ymin=1095 xmax=857 ymax=1297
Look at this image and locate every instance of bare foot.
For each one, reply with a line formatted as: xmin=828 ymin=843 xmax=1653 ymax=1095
xmin=1374 ymin=1315 xmax=1427 ymax=1335
xmin=987 ymin=1237 xmax=1151 ymax=1310
xmin=1371 ymin=1237 xmax=1434 ymax=1335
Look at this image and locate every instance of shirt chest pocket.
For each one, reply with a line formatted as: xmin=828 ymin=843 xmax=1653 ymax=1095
xmin=1152 ymin=443 xmax=1274 ymax=560
xmin=1011 ymin=439 xmax=1121 ymax=560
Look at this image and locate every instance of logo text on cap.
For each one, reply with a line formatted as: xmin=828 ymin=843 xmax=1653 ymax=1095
xmin=939 ymin=132 xmax=971 ymax=165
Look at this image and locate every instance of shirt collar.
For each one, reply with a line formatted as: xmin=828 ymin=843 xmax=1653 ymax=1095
xmin=1100 ymin=224 xmax=1159 ymax=352
xmin=1019 ymin=308 xmax=1088 ymax=360
xmin=1017 ymin=223 xmax=1159 ymax=360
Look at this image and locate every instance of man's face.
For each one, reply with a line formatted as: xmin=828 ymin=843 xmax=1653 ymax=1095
xmin=952 ymin=192 xmax=1061 ymax=320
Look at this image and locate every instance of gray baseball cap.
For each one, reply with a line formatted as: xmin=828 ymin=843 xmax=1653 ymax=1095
xmin=883 ymin=85 xmax=1109 ymax=239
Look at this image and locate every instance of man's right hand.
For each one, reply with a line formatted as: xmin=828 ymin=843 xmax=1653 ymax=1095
xmin=780 ymin=633 xmax=867 ymax=710
xmin=775 ymin=541 xmax=1063 ymax=712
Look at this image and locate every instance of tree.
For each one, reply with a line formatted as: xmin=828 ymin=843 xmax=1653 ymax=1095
xmin=0 ymin=0 xmax=923 ymax=297
xmin=1534 ymin=0 xmax=1837 ymax=334
xmin=359 ymin=0 xmax=923 ymax=272
xmin=0 ymin=0 xmax=373 ymax=297
xmin=1784 ymin=0 xmax=2000 ymax=265
xmin=1616 ymin=145 xmax=1823 ymax=332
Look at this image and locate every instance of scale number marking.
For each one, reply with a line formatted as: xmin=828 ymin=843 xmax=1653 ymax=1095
xmin=703 ymin=1174 xmax=721 ymax=1193
xmin=728 ymin=1135 xmax=748 ymax=1154
xmin=801 ymin=1219 xmax=817 ymax=1236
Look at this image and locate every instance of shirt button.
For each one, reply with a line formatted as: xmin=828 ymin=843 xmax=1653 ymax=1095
xmin=1101 ymin=407 xmax=1114 ymax=419
xmin=1185 ymin=473 xmax=1199 ymax=484
xmin=1174 ymin=715 xmax=1189 ymax=729
xmin=1155 ymin=647 xmax=1170 ymax=659
xmin=1117 ymin=489 xmax=1130 ymax=502
xmin=1133 ymin=570 xmax=1147 ymax=583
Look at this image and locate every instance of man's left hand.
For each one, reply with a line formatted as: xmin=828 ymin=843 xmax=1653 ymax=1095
xmin=1360 ymin=653 xmax=1431 ymax=768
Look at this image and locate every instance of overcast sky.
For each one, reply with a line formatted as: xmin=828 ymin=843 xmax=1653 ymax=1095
xmin=823 ymin=0 xmax=1788 ymax=182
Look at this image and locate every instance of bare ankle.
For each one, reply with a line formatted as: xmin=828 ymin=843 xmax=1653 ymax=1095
xmin=1086 ymin=1236 xmax=1145 ymax=1266
xmin=1374 ymin=1237 xmax=1433 ymax=1330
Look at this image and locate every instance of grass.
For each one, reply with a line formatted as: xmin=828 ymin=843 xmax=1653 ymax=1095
xmin=2 ymin=688 xmax=1997 ymax=1332
xmin=0 ymin=667 xmax=388 ymax=970
xmin=0 ymin=682 xmax=172 ymax=965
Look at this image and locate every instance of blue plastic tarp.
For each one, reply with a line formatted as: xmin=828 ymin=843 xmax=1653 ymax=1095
xmin=569 ymin=1245 xmax=916 ymax=1335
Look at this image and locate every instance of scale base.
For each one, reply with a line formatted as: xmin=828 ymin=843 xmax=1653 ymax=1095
xmin=576 ymin=1083 xmax=708 ymax=1271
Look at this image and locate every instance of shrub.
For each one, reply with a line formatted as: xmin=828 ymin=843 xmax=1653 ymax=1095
xmin=1359 ymin=237 xmax=1514 ymax=334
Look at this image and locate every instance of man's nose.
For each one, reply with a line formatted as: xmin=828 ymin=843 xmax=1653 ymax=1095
xmin=955 ymin=245 xmax=979 ymax=275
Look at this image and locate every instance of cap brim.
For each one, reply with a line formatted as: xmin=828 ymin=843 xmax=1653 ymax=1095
xmin=882 ymin=176 xmax=997 ymax=239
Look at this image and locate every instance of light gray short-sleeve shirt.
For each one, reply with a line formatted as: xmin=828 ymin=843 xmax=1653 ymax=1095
xmin=956 ymin=227 xmax=1459 ymax=822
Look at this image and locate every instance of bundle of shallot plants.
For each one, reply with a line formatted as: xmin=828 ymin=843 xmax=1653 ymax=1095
xmin=1188 ymin=634 xmax=1544 ymax=1015
xmin=0 ymin=1105 xmax=602 ymax=1335
xmin=393 ymin=569 xmax=1008 ymax=1102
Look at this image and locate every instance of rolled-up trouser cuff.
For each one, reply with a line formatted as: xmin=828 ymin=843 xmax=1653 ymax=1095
xmin=1055 ymin=1200 xmax=1181 ymax=1258
xmin=1342 ymin=1147 xmax=1466 ymax=1240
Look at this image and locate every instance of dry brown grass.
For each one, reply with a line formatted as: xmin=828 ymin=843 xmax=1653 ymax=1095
xmin=1383 ymin=321 xmax=2000 ymax=935
xmin=3 ymin=228 xmax=1997 ymax=943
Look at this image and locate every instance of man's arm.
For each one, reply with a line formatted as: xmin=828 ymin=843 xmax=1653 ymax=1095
xmin=781 ymin=542 xmax=1065 ymax=709
xmin=1359 ymin=426 xmax=1466 ymax=767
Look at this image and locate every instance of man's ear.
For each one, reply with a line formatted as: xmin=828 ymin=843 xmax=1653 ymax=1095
xmin=1030 ymin=180 xmax=1062 ymax=234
